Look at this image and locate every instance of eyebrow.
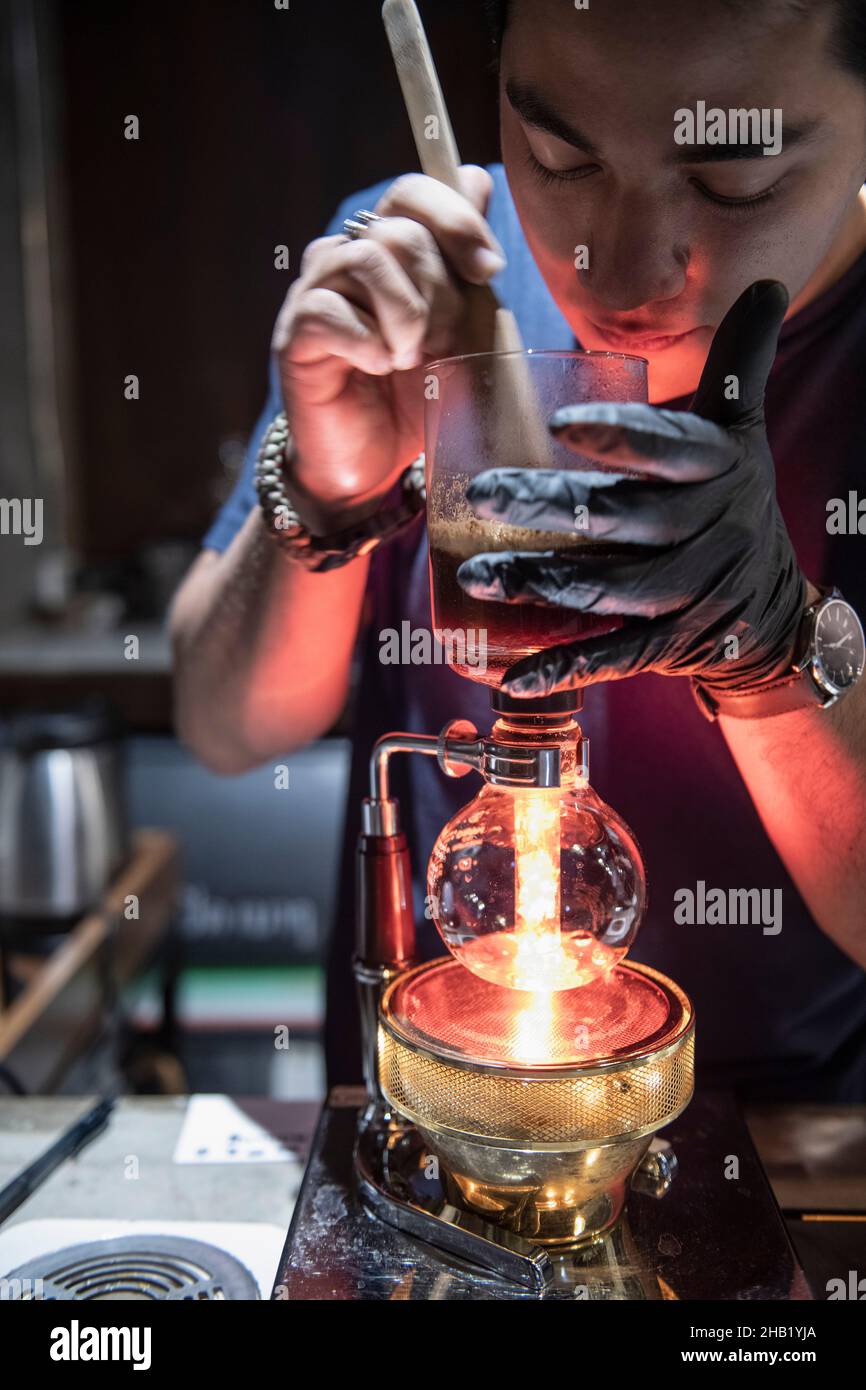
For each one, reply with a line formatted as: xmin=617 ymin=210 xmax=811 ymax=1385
xmin=673 ymin=122 xmax=819 ymax=162
xmin=505 ymin=80 xmax=819 ymax=163
xmin=505 ymin=80 xmax=602 ymax=157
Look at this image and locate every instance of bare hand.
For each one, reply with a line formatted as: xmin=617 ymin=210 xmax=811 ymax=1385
xmin=272 ymin=166 xmax=506 ymax=529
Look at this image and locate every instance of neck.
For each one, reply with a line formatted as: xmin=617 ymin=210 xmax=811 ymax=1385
xmin=789 ymin=186 xmax=866 ymax=316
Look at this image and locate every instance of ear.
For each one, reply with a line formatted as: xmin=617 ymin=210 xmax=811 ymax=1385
xmin=690 ymin=280 xmax=788 ymax=428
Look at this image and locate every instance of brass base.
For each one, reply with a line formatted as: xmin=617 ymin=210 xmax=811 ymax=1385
xmin=424 ymin=1128 xmax=653 ymax=1246
xmin=354 ymin=1104 xmax=680 ymax=1287
xmin=376 ymin=958 xmax=695 ymax=1247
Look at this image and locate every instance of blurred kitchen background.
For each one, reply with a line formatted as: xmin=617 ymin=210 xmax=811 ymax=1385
xmin=0 ymin=0 xmax=498 ymax=1101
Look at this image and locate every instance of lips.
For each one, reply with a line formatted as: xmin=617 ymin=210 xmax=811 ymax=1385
xmin=587 ymin=320 xmax=704 ymax=353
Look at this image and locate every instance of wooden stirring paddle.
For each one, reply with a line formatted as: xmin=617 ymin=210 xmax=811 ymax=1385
xmin=381 ymin=0 xmax=553 ymax=468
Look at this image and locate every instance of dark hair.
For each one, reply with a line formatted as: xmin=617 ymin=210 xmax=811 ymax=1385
xmin=483 ymin=0 xmax=507 ymax=47
xmin=484 ymin=0 xmax=866 ymax=82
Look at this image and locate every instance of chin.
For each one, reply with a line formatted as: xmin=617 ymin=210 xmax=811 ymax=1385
xmin=644 ymin=350 xmax=708 ymax=404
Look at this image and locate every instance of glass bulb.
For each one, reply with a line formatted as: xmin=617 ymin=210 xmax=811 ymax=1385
xmin=427 ymin=781 xmax=645 ymax=992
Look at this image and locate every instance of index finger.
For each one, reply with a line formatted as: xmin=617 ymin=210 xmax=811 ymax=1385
xmin=548 ymin=403 xmax=735 ymax=482
xmin=374 ymin=170 xmax=506 ymax=286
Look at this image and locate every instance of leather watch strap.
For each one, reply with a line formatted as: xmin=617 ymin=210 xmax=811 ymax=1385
xmin=691 ymin=669 xmax=825 ymax=721
xmin=692 ymin=584 xmax=845 ymax=721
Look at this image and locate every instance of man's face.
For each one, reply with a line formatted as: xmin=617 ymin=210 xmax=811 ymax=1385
xmin=500 ymin=0 xmax=866 ymax=400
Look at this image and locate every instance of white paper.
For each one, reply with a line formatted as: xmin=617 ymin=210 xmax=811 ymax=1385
xmin=172 ymin=1094 xmax=298 ymax=1165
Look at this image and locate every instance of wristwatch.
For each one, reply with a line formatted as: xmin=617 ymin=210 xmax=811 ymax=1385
xmin=693 ymin=586 xmax=866 ymax=721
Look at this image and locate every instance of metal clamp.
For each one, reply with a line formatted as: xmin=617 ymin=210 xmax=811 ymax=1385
xmin=367 ymin=719 xmax=589 ymax=802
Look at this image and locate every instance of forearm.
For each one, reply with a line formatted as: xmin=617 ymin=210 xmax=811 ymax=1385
xmin=170 ymin=506 xmax=369 ymax=773
xmin=720 ymin=673 xmax=866 ymax=967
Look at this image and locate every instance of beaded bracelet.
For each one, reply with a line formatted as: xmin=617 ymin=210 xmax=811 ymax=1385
xmin=254 ymin=412 xmax=426 ymax=572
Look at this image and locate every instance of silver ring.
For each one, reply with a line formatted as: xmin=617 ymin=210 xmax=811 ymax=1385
xmin=342 ymin=209 xmax=382 ymax=240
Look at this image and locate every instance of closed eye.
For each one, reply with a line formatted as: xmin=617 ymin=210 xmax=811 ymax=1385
xmin=526 ymin=149 xmax=599 ymax=187
xmin=691 ymin=176 xmax=786 ymax=214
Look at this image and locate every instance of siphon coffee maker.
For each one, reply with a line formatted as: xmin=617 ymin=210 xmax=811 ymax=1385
xmin=350 ymin=349 xmax=696 ymax=1285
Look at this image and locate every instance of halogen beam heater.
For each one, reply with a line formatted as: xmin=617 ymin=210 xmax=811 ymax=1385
xmin=353 ymin=686 xmax=695 ymax=1266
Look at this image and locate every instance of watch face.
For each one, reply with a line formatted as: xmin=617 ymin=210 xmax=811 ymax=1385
xmin=814 ymin=599 xmax=866 ymax=694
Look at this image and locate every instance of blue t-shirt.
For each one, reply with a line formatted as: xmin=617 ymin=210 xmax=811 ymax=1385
xmin=204 ymin=165 xmax=866 ymax=1100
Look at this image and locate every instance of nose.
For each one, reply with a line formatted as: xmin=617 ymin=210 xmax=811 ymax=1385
xmin=580 ymin=188 xmax=689 ymax=312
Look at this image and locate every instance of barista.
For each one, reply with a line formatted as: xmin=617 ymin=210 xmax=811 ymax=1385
xmin=171 ymin=0 xmax=866 ymax=1099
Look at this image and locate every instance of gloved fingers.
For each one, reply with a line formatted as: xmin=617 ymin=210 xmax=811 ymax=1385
xmin=547 ymin=402 xmax=735 ymax=480
xmin=457 ymin=529 xmax=733 ymax=618
xmin=690 ymin=279 xmax=788 ymax=428
xmin=466 ymin=467 xmax=620 ymax=534
xmin=500 ymin=618 xmax=676 ymax=694
xmin=466 ymin=465 xmax=738 ymax=546
xmin=500 ymin=590 xmax=750 ymax=694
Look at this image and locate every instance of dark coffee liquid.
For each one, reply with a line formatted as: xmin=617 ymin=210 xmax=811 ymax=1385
xmin=429 ymin=519 xmax=620 ymax=686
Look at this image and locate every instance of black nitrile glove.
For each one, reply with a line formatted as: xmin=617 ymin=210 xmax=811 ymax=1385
xmin=458 ymin=280 xmax=808 ymax=698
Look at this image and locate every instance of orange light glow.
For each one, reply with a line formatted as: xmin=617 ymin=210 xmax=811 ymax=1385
xmin=511 ymin=987 xmax=557 ymax=1063
xmin=449 ymin=786 xmax=627 ymax=992
xmin=512 ymin=788 xmax=571 ymax=991
xmin=514 ymin=789 xmax=561 ymax=953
